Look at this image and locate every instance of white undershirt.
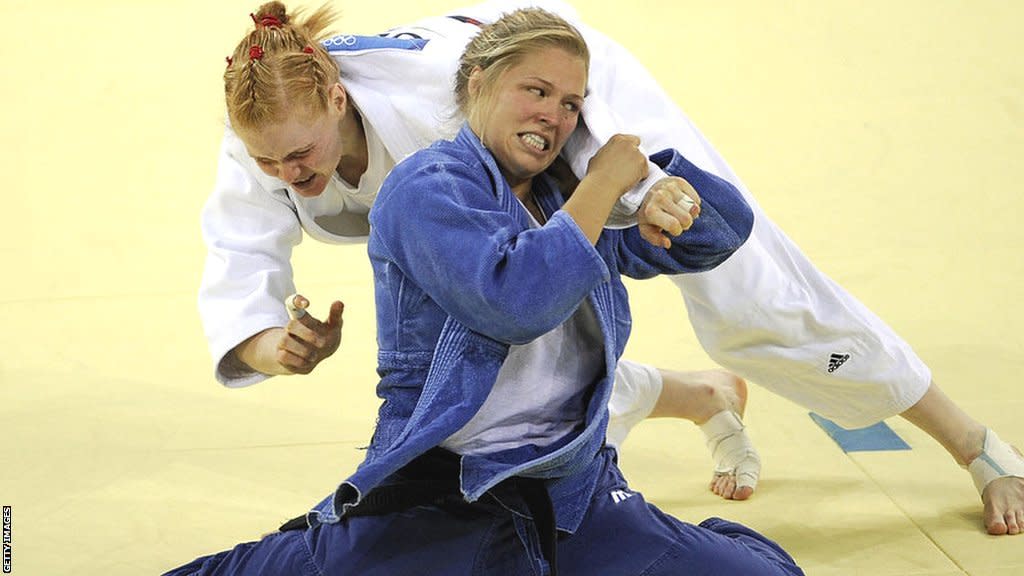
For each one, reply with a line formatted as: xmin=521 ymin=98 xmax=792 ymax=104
xmin=442 ymin=203 xmax=605 ymax=456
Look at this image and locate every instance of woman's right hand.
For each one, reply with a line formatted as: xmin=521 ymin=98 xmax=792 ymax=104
xmin=233 ymin=296 xmax=345 ymax=376
xmin=583 ymin=134 xmax=649 ymax=198
xmin=565 ymin=134 xmax=649 ymax=245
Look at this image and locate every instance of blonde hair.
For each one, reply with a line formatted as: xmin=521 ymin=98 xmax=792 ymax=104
xmin=224 ymin=1 xmax=340 ymax=131
xmin=454 ymin=8 xmax=589 ymax=122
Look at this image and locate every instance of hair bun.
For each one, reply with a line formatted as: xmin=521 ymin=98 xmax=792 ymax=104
xmin=254 ymin=1 xmax=290 ymax=26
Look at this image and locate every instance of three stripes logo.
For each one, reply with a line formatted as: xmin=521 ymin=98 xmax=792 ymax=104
xmin=828 ymin=353 xmax=850 ymax=373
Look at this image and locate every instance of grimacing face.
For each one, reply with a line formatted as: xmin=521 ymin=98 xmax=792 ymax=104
xmin=469 ymin=46 xmax=587 ymax=197
xmin=238 ymin=85 xmax=350 ymax=198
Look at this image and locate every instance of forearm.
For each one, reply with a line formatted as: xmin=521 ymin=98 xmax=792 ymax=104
xmin=561 ymin=177 xmax=623 ymax=244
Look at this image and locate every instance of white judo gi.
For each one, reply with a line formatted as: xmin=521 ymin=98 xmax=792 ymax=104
xmin=199 ymin=0 xmax=930 ymax=430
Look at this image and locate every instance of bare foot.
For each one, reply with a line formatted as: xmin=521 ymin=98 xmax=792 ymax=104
xmin=983 ymin=476 xmax=1024 ymax=535
xmin=899 ymin=384 xmax=1024 ymax=535
xmin=652 ymin=370 xmax=758 ymax=501
xmin=976 ymin=442 xmax=1024 ymax=535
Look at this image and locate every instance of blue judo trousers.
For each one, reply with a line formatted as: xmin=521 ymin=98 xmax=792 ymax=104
xmin=163 ymin=448 xmax=802 ymax=576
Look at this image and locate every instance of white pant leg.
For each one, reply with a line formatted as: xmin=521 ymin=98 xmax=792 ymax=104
xmin=606 ymin=359 xmax=663 ymax=448
xmin=672 ymin=207 xmax=931 ymax=429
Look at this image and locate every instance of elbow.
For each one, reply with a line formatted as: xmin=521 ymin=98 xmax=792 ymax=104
xmin=463 ymin=302 xmax=568 ymax=345
xmin=474 ymin=313 xmax=562 ymax=345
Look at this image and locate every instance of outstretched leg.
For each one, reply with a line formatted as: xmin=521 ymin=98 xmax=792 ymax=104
xmin=561 ymin=448 xmax=803 ymax=576
xmin=900 ymin=381 xmax=1024 ymax=535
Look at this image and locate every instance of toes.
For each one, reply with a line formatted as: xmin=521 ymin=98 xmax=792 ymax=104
xmin=711 ymin=474 xmax=737 ymax=499
xmin=1007 ymin=510 xmax=1023 ymax=535
xmin=710 ymin=475 xmax=724 ymax=495
xmin=987 ymin=517 xmax=1009 ymax=536
xmin=985 ymin=504 xmax=1010 ymax=535
xmin=709 ymin=473 xmax=756 ymax=501
xmin=981 ymin=476 xmax=1024 ymax=535
xmin=732 ymin=485 xmax=754 ymax=501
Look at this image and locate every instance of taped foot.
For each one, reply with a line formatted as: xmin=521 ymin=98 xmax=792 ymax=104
xmin=966 ymin=429 xmax=1024 ymax=535
xmin=701 ymin=410 xmax=761 ymax=500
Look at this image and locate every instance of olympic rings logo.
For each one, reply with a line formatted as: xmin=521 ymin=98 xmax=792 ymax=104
xmin=322 ymin=35 xmax=358 ymax=48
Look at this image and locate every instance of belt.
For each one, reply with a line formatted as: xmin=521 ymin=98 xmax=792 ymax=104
xmin=280 ymin=448 xmax=559 ymax=575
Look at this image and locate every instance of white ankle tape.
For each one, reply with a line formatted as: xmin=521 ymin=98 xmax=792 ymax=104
xmin=966 ymin=429 xmax=1024 ymax=496
xmin=700 ymin=410 xmax=761 ymax=489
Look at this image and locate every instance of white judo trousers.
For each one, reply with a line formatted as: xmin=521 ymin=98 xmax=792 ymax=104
xmin=544 ymin=0 xmax=934 ymax=430
xmin=672 ymin=206 xmax=931 ymax=430
xmin=608 ymin=196 xmax=932 ymax=442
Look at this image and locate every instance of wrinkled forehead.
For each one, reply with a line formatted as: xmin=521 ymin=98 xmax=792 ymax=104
xmin=500 ymin=47 xmax=587 ymax=94
xmin=236 ymin=111 xmax=328 ymax=159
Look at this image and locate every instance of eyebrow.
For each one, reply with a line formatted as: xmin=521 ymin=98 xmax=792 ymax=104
xmin=525 ymin=76 xmax=585 ymax=101
xmin=254 ymin=144 xmax=314 ymax=163
xmin=283 ymin=144 xmax=314 ymax=160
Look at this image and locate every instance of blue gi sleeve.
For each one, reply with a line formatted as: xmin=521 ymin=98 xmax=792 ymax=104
xmin=370 ymin=150 xmax=611 ymax=345
xmin=612 ymin=148 xmax=755 ymax=279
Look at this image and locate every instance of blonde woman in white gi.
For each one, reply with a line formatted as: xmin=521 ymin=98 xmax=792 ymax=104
xmin=201 ymin=0 xmax=1024 ymax=534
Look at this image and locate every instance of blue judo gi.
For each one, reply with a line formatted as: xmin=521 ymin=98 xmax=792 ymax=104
xmin=164 ymin=126 xmax=802 ymax=576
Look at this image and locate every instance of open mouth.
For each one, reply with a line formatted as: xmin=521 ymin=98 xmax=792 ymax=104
xmin=519 ymin=132 xmax=549 ymax=152
xmin=293 ymin=173 xmax=316 ymax=188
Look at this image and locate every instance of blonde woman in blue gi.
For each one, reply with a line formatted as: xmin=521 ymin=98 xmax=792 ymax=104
xmin=205 ymin=0 xmax=761 ymax=503
xmin=165 ymin=9 xmax=804 ymax=574
xmin=200 ymin=0 xmax=1024 ymax=534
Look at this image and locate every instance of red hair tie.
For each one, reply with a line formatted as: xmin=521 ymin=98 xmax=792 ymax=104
xmin=249 ymin=45 xmax=265 ymax=61
xmin=250 ymin=13 xmax=283 ymax=28
xmin=302 ymin=46 xmax=315 ymax=54
xmin=225 ymin=56 xmax=234 ymax=67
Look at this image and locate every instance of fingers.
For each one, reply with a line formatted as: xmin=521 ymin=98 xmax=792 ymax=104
xmin=285 ymin=293 xmax=308 ymax=320
xmin=660 ymin=176 xmax=700 ymax=215
xmin=676 ymin=177 xmax=701 ymax=216
xmin=587 ymin=133 xmax=648 ymax=194
xmin=614 ymin=133 xmax=641 ymax=147
xmin=276 ymin=343 xmax=318 ymax=374
xmin=644 ymin=194 xmax=692 ymax=235
xmin=639 ymin=224 xmax=671 ymax=249
xmin=278 ymin=295 xmax=345 ymax=374
xmin=326 ymin=300 xmax=345 ymax=329
xmin=286 ymin=308 xmax=333 ymax=347
xmin=639 ymin=177 xmax=700 ymax=246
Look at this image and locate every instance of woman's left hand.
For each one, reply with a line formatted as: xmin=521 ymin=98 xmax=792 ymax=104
xmin=638 ymin=176 xmax=701 ymax=248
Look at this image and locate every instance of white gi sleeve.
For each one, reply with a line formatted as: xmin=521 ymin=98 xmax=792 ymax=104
xmin=198 ymin=127 xmax=302 ymax=387
xmin=564 ymin=20 xmax=755 ymax=228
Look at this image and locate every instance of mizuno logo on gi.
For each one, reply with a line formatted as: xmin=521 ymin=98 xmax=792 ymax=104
xmin=828 ymin=353 xmax=850 ymax=373
xmin=610 ymin=490 xmax=634 ymax=504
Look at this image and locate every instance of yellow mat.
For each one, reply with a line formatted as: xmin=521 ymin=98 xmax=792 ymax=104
xmin=1 ymin=1 xmax=1021 ymax=574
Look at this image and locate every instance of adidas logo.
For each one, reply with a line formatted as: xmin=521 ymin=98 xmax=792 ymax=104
xmin=828 ymin=353 xmax=850 ymax=373
xmin=610 ymin=489 xmax=634 ymax=504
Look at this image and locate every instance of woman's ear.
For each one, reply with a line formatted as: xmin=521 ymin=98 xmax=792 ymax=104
xmin=467 ymin=66 xmax=484 ymax=100
xmin=328 ymin=82 xmax=348 ymax=115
